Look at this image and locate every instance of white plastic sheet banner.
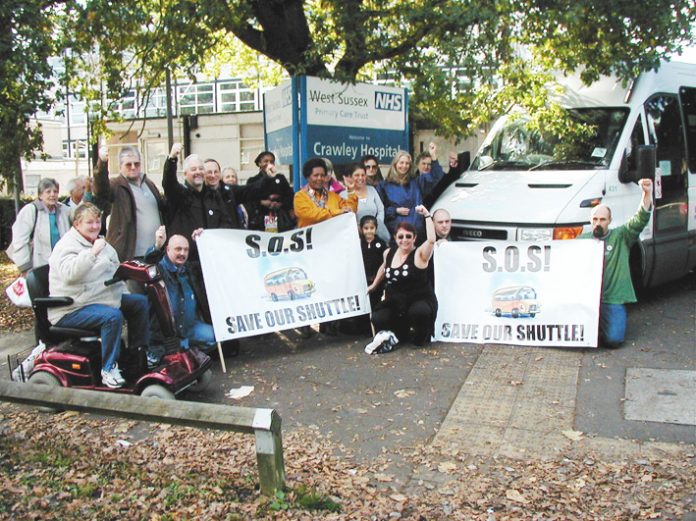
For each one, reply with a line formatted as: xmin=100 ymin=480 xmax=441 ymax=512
xmin=434 ymin=240 xmax=604 ymax=348
xmin=198 ymin=213 xmax=369 ymax=341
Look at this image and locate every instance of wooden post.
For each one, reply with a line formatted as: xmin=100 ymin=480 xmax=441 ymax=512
xmin=0 ymin=380 xmax=284 ymax=494
xmin=217 ymin=341 xmax=227 ymax=373
xmin=253 ymin=409 xmax=286 ymax=495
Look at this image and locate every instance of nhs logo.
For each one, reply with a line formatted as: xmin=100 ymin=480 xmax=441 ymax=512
xmin=375 ymin=91 xmax=403 ymax=111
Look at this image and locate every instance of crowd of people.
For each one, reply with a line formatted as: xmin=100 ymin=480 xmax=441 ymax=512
xmin=7 ymin=141 xmax=650 ymax=386
xmin=7 ymin=142 xmax=458 ymax=386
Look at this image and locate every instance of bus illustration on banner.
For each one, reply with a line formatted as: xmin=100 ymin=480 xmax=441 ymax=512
xmin=489 ymin=286 xmax=541 ymax=318
xmin=264 ymin=267 xmax=315 ymax=301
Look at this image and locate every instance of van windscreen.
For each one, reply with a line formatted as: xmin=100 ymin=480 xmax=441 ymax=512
xmin=472 ymin=108 xmax=630 ymax=171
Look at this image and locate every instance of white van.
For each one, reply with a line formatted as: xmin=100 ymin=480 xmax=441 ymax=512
xmin=434 ymin=60 xmax=696 ymax=288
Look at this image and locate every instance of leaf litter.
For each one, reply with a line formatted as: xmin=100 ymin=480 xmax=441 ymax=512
xmin=0 ymin=402 xmax=693 ymax=520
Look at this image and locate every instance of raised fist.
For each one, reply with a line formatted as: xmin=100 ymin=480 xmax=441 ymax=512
xmin=170 ymin=143 xmax=183 ymax=159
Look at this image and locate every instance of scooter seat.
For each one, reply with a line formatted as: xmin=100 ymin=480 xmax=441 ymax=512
xmin=49 ymin=326 xmax=99 ymax=340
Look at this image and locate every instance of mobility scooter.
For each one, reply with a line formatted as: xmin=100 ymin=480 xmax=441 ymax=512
xmin=16 ymin=259 xmax=213 ymax=400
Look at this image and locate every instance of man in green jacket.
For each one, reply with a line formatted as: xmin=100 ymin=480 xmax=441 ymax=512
xmin=584 ymin=178 xmax=653 ymax=348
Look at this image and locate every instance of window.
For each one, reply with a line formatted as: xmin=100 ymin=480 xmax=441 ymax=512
xmin=645 ymin=94 xmax=687 ymax=232
xmin=680 ymin=87 xmax=696 ymax=173
xmin=218 ymin=80 xmax=259 ymax=112
xmin=177 ymin=83 xmax=214 ymax=115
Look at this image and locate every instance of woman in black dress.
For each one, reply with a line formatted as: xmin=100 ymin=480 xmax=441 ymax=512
xmin=366 ymin=204 xmax=437 ymax=350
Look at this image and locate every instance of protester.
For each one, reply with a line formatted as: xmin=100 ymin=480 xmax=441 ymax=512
xmin=366 ymin=204 xmax=438 ymax=351
xmin=294 ymin=157 xmax=358 ymax=336
xmin=360 ymin=215 xmax=387 ymax=311
xmin=322 ymin=158 xmax=345 ymax=194
xmin=427 ymin=208 xmax=453 ymax=289
xmin=222 ymin=167 xmax=239 ymax=185
xmin=432 ymin=209 xmax=452 ymax=241
xmin=144 ymin=227 xmax=216 ymax=365
xmin=203 ymin=157 xmax=255 ymax=229
xmin=93 ymin=145 xmax=165 ymax=262
xmin=47 ymin=203 xmax=150 ymax=388
xmin=244 ymin=159 xmax=295 ymax=232
xmin=377 ymin=144 xmax=444 ymax=242
xmin=246 ymin=151 xmax=276 ymax=186
xmin=62 ymin=176 xmax=87 ymax=208
xmin=415 ymin=151 xmax=437 ymax=176
xmin=424 ymin=150 xmax=468 ymax=207
xmin=294 ymin=157 xmax=358 ymax=228
xmin=163 ymin=143 xmax=233 ymax=262
xmin=360 ymin=154 xmax=383 ymax=186
xmin=7 ymin=178 xmax=71 ymax=275
xmin=581 ymin=178 xmax=653 ymax=348
xmin=342 ymin=163 xmax=390 ymax=243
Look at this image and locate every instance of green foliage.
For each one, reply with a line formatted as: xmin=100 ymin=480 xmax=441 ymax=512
xmin=259 ymin=486 xmax=342 ymax=515
xmin=4 ymin=0 xmax=696 ymax=172
xmin=0 ymin=1 xmax=78 ymax=190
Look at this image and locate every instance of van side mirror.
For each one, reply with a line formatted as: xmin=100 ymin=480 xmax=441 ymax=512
xmin=636 ymin=145 xmax=656 ymax=181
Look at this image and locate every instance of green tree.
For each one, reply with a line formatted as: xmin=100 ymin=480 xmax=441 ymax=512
xmin=74 ymin=0 xmax=693 ymax=138
xmin=0 ymin=1 xmax=76 ymax=206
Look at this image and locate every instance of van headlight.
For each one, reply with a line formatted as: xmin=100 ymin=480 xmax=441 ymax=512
xmin=518 ymin=228 xmax=552 ymax=241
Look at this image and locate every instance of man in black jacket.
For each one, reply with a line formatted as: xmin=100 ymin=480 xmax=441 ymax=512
xmin=163 ymin=143 xmax=234 ymax=262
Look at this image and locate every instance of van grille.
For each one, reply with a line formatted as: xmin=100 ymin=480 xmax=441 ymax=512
xmin=451 ymin=227 xmax=508 ymax=241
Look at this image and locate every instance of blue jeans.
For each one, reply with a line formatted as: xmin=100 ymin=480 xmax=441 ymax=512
xmin=55 ymin=294 xmax=150 ymax=371
xmin=180 ymin=320 xmax=216 ymax=352
xmin=599 ymin=303 xmax=627 ymax=348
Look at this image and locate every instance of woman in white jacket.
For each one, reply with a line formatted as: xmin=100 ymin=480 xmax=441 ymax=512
xmin=7 ymin=178 xmax=71 ymax=275
xmin=48 ymin=203 xmax=150 ymax=388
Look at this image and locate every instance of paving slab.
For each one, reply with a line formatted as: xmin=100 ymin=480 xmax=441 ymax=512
xmin=624 ymin=368 xmax=696 ymax=426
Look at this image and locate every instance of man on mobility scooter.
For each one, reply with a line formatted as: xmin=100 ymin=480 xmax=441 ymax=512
xmin=25 ymin=203 xmax=211 ymax=399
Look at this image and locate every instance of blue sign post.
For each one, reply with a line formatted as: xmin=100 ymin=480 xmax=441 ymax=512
xmin=264 ymin=76 xmax=409 ymax=190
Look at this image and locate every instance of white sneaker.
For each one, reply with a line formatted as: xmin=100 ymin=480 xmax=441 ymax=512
xmin=101 ymin=365 xmax=125 ymax=388
xmin=365 ymin=330 xmax=398 ymax=355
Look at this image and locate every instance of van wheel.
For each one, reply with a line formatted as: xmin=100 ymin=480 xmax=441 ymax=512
xmin=141 ymin=384 xmax=175 ymax=400
xmin=289 ymin=291 xmax=296 ymax=300
xmin=495 ymin=309 xmax=501 ymax=317
xmin=271 ymin=293 xmax=278 ymax=302
xmin=530 ymin=313 xmax=536 ymax=318
xmin=512 ymin=308 xmax=519 ymax=318
xmin=28 ymin=371 xmax=63 ymax=413
xmin=189 ymin=370 xmax=213 ymax=393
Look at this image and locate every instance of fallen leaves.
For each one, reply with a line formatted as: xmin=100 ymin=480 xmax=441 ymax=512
xmin=505 ymin=488 xmax=528 ymax=503
xmin=562 ymin=429 xmax=585 ymax=441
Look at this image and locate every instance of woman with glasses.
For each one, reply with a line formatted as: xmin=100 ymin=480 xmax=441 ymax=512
xmin=360 ymin=154 xmax=383 ymax=186
xmin=341 ymin=163 xmax=390 ymax=242
xmin=377 ymin=144 xmax=444 ymax=243
xmin=366 ymin=204 xmax=438 ymax=350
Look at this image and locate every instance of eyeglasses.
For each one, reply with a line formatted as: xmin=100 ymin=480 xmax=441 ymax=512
xmin=124 ymin=162 xmax=141 ymax=168
xmin=396 ymin=233 xmax=414 ymax=240
xmin=365 ymin=164 xmax=378 ymax=169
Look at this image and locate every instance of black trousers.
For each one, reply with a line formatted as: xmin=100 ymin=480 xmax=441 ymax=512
xmin=371 ymin=299 xmax=435 ymax=346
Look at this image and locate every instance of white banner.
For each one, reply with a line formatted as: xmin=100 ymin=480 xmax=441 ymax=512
xmin=198 ymin=213 xmax=369 ymax=341
xmin=434 ymin=241 xmax=604 ymax=348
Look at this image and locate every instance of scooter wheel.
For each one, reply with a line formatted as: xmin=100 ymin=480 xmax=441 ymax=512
xmin=28 ymin=371 xmax=63 ymax=413
xmin=141 ymin=384 xmax=175 ymax=400
xmin=189 ymin=369 xmax=213 ymax=393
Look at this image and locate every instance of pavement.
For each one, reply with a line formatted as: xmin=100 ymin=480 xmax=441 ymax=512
xmin=1 ymin=274 xmax=694 ymax=489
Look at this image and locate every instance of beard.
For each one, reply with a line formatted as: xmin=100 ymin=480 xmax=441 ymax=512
xmin=592 ymin=226 xmax=606 ymax=239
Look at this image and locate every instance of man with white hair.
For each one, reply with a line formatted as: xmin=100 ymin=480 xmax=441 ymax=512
xmin=163 ymin=143 xmax=234 ymax=261
xmin=62 ymin=176 xmax=87 ymax=208
xmin=93 ymin=146 xmax=165 ymax=262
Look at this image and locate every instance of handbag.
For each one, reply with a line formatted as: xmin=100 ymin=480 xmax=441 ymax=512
xmin=6 ymin=276 xmax=32 ymax=307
